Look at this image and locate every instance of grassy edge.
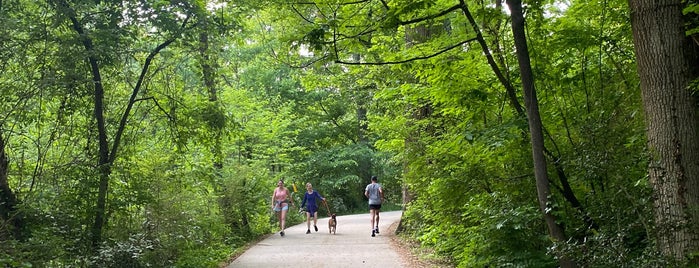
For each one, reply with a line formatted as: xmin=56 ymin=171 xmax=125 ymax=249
xmin=386 ymin=220 xmax=454 ymax=268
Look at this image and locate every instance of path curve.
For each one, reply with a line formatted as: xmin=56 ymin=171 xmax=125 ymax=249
xmin=227 ymin=210 xmax=406 ymax=268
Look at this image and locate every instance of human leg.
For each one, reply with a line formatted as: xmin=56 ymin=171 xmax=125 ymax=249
xmin=279 ymin=203 xmax=289 ymax=236
xmin=273 ymin=203 xmax=281 ymax=230
xmin=280 ymin=210 xmax=287 ymax=229
xmin=275 ymin=211 xmax=281 ymax=230
xmin=313 ymin=211 xmax=318 ymax=231
xmin=305 ymin=211 xmax=311 ymax=234
xmin=369 ymin=209 xmax=376 ymax=236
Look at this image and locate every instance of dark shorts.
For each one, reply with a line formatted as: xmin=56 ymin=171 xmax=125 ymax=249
xmin=306 ymin=205 xmax=319 ymax=215
xmin=369 ymin=204 xmax=382 ymax=210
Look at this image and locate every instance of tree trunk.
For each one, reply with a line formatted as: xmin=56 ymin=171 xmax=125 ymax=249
xmin=398 ymin=21 xmax=444 ymax=211
xmin=0 ymin=131 xmax=25 ymax=241
xmin=628 ymin=0 xmax=699 ymax=262
xmin=50 ymin=0 xmax=112 ymax=252
xmin=85 ymin=33 xmax=111 ymax=253
xmin=461 ymin=0 xmax=597 ymax=232
xmin=199 ymin=28 xmax=225 ymax=172
xmin=357 ymin=102 xmax=372 ymax=184
xmin=354 ymin=51 xmax=373 ymax=185
xmin=506 ymin=0 xmax=576 ymax=267
xmin=459 ymin=0 xmax=524 ymax=116
xmin=55 ymin=0 xmax=181 ymax=251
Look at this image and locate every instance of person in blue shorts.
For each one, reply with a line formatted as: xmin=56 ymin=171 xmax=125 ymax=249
xmin=301 ymin=182 xmax=325 ymax=234
xmin=271 ymin=180 xmax=293 ymax=237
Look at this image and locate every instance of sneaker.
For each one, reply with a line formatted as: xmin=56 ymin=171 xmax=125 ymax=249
xmin=280 ymin=231 xmax=285 ymax=237
xmin=375 ymin=226 xmax=379 ymax=234
xmin=314 ymin=225 xmax=318 ymax=232
xmin=371 ymin=230 xmax=376 ymax=237
xmin=306 ymin=229 xmax=311 ymax=234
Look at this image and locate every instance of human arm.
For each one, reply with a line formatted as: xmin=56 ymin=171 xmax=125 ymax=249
xmin=300 ymin=192 xmax=307 ymax=208
xmin=286 ymin=188 xmax=294 ymax=207
xmin=271 ymin=189 xmax=276 ymax=208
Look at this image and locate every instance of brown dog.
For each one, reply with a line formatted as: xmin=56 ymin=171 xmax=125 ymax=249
xmin=328 ymin=214 xmax=337 ymax=234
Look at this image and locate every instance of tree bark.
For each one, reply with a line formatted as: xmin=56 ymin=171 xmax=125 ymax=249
xmin=460 ymin=0 xmax=596 ymax=232
xmin=505 ymin=0 xmax=576 ymax=267
xmin=0 ymin=131 xmax=25 ymax=241
xmin=628 ymin=0 xmax=699 ymax=262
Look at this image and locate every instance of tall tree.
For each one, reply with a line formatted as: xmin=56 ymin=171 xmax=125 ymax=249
xmin=50 ymin=0 xmax=193 ymax=251
xmin=628 ymin=0 xmax=699 ymax=262
xmin=505 ymin=1 xmax=575 ymax=267
xmin=0 ymin=131 xmax=24 ymax=241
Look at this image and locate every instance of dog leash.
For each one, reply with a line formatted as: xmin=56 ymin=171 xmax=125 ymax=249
xmin=322 ymin=199 xmax=332 ymax=217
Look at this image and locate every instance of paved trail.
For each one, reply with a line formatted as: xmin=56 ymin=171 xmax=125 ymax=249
xmin=227 ymin=210 xmax=406 ymax=268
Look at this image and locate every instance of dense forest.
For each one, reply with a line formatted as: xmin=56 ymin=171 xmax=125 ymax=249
xmin=1 ymin=0 xmax=698 ymax=267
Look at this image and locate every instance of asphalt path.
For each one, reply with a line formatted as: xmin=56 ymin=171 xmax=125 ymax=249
xmin=227 ymin=210 xmax=406 ymax=268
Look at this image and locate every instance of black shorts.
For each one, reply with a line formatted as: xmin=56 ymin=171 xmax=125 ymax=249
xmin=369 ymin=204 xmax=382 ymax=210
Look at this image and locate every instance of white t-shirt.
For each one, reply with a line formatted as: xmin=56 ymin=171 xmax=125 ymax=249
xmin=365 ymin=183 xmax=382 ymax=205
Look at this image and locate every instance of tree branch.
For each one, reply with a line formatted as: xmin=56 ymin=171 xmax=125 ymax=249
xmin=317 ymin=99 xmax=357 ymax=144
xmin=135 ymin=96 xmax=174 ymax=122
xmin=399 ymin=4 xmax=461 ymax=26
xmin=458 ymin=0 xmax=524 ymax=117
xmin=288 ymin=0 xmax=370 ymax=5
xmin=335 ymin=37 xmax=476 ymax=65
xmin=109 ymin=17 xmax=190 ymax=163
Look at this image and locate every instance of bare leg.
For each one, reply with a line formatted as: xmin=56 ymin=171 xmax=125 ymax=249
xmin=375 ymin=210 xmax=380 ymax=233
xmin=280 ymin=209 xmax=287 ymax=231
xmin=275 ymin=211 xmax=281 ymax=230
xmin=306 ymin=211 xmax=311 ymax=230
xmin=369 ymin=209 xmax=376 ymax=235
xmin=313 ymin=211 xmax=319 ymax=231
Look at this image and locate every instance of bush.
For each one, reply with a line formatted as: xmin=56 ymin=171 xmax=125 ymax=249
xmin=402 ymin=192 xmax=556 ymax=268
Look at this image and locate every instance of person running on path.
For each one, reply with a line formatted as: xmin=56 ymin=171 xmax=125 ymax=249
xmin=271 ymin=180 xmax=293 ymax=237
xmin=365 ymin=176 xmax=384 ymax=237
xmin=300 ymin=182 xmax=325 ymax=234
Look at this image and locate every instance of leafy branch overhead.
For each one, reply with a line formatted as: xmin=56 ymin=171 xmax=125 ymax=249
xmin=288 ymin=0 xmax=479 ymax=65
xmin=2 ymin=0 xmax=699 ymax=267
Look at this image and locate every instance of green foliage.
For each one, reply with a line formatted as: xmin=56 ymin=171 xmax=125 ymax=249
xmin=684 ymin=1 xmax=699 ymax=36
xmin=401 ymin=192 xmax=556 ymax=267
xmin=292 ymin=143 xmax=387 ymax=213
xmin=200 ymin=103 xmax=227 ymax=131
xmin=0 ymin=0 xmax=686 ymax=266
xmin=357 ymin=0 xmax=663 ymax=266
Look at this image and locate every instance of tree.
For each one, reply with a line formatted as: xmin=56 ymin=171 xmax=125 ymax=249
xmin=276 ymin=0 xmax=580 ymax=264
xmin=628 ymin=0 xmax=699 ymax=263
xmin=505 ymin=1 xmax=575 ymax=266
xmin=49 ymin=0 xmax=194 ymax=251
xmin=0 ymin=131 xmax=24 ymax=241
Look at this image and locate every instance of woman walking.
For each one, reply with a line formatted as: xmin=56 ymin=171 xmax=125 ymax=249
xmin=271 ymin=180 xmax=293 ymax=237
xmin=300 ymin=182 xmax=325 ymax=234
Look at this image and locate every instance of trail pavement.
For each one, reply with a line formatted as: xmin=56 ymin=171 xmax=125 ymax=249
xmin=227 ymin=210 xmax=406 ymax=268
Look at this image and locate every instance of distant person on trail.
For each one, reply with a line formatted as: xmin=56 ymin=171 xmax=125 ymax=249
xmin=272 ymin=180 xmax=293 ymax=237
xmin=365 ymin=175 xmax=384 ymax=237
xmin=300 ymin=182 xmax=325 ymax=234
